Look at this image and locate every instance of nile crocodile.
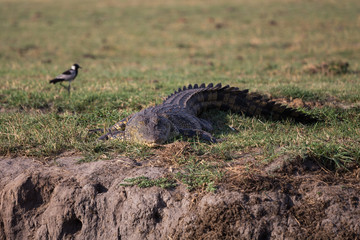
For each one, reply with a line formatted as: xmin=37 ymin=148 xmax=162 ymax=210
xmin=97 ymin=83 xmax=317 ymax=146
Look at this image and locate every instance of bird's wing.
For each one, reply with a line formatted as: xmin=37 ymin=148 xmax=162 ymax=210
xmin=55 ymin=69 xmax=74 ymax=79
xmin=62 ymin=69 xmax=72 ymax=75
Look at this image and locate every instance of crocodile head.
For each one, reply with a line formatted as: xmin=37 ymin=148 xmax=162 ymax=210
xmin=124 ymin=110 xmax=178 ymax=146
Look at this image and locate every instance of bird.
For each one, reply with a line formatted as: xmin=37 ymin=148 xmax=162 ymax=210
xmin=49 ymin=63 xmax=81 ymax=94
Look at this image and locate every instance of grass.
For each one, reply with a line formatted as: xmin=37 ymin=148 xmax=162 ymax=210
xmin=120 ymin=176 xmax=177 ymax=189
xmin=1 ymin=0 xmax=360 ymax=191
xmin=175 ymin=161 xmax=224 ymax=192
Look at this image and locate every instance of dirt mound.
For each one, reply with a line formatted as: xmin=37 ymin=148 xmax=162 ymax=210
xmin=1 ymin=156 xmax=359 ymax=239
xmin=271 ymin=96 xmax=360 ymax=110
xmin=303 ymin=60 xmax=350 ymax=75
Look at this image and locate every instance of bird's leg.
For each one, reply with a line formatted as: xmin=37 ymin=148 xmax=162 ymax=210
xmin=59 ymin=82 xmax=67 ymax=89
xmin=68 ymin=82 xmax=71 ymax=95
xmin=59 ymin=82 xmax=70 ymax=95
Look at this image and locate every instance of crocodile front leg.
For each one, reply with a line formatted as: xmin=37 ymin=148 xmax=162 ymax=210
xmin=96 ymin=114 xmax=134 ymax=140
xmin=178 ymin=128 xmax=217 ymax=143
xmin=98 ymin=130 xmax=125 ymax=140
xmin=109 ymin=114 xmax=134 ymax=132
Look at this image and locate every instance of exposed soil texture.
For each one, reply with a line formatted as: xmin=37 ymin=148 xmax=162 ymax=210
xmin=1 ymin=154 xmax=360 ymax=240
xmin=271 ymin=96 xmax=360 ymax=110
xmin=303 ymin=60 xmax=350 ymax=75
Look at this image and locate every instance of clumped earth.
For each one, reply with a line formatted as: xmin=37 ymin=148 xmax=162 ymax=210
xmin=271 ymin=96 xmax=360 ymax=110
xmin=303 ymin=60 xmax=350 ymax=75
xmin=1 ymin=152 xmax=359 ymax=240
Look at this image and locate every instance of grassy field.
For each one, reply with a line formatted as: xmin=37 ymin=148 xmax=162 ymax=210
xmin=1 ymin=0 xmax=360 ymax=190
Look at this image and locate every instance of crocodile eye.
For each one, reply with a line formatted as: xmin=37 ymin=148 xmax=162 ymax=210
xmin=150 ymin=116 xmax=159 ymax=125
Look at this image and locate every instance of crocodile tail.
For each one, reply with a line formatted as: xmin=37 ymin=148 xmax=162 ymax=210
xmin=239 ymin=92 xmax=318 ymax=123
xmin=178 ymin=83 xmax=318 ymax=124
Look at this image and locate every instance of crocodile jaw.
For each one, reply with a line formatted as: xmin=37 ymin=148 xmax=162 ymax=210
xmin=124 ymin=113 xmax=178 ymax=146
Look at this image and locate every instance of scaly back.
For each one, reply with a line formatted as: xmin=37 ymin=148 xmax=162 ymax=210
xmin=163 ymin=83 xmax=318 ymax=123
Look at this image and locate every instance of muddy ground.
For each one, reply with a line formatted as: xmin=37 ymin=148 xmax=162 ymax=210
xmin=1 ymin=150 xmax=360 ymax=240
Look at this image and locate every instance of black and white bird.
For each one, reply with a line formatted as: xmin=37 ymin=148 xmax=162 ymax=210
xmin=49 ymin=63 xmax=81 ymax=94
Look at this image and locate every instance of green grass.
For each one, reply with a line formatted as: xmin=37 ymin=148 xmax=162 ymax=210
xmin=175 ymin=160 xmax=224 ymax=192
xmin=1 ymin=0 xmax=360 ymax=191
xmin=120 ymin=176 xmax=177 ymax=189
